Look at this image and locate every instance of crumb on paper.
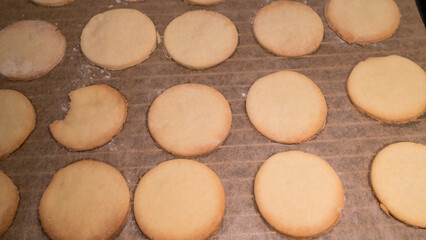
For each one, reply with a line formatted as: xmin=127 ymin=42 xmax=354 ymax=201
xmin=61 ymin=103 xmax=69 ymax=112
xmin=241 ymin=92 xmax=247 ymax=98
xmin=106 ymin=139 xmax=118 ymax=151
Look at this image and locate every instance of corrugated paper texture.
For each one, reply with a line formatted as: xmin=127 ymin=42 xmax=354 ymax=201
xmin=1 ymin=0 xmax=425 ymax=239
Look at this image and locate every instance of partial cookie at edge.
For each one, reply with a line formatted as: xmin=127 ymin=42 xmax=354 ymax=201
xmin=0 ymin=171 xmax=19 ymax=237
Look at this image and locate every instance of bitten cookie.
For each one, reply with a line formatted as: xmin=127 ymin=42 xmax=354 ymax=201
xmin=134 ymin=159 xmax=225 ymax=240
xmin=81 ymin=9 xmax=157 ymax=70
xmin=50 ymin=84 xmax=127 ymax=151
xmin=0 ymin=171 xmax=19 ymax=237
xmin=0 ymin=90 xmax=36 ymax=159
xmin=164 ymin=10 xmax=238 ymax=69
xmin=184 ymin=0 xmax=224 ymax=5
xmin=148 ymin=83 xmax=232 ymax=157
xmin=347 ymin=55 xmax=426 ymax=123
xmin=253 ymin=1 xmax=324 ymax=57
xmin=255 ymin=151 xmax=344 ymax=238
xmin=39 ymin=160 xmax=131 ymax=240
xmin=371 ymin=142 xmax=426 ymax=228
xmin=246 ymin=71 xmax=327 ymax=143
xmin=0 ymin=20 xmax=66 ymax=80
xmin=325 ymin=0 xmax=400 ymax=45
xmin=31 ymin=0 xmax=74 ymax=6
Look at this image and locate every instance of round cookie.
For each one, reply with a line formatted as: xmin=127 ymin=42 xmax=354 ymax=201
xmin=164 ymin=10 xmax=238 ymax=69
xmin=325 ymin=0 xmax=400 ymax=45
xmin=0 ymin=171 xmax=19 ymax=237
xmin=148 ymin=83 xmax=232 ymax=157
xmin=347 ymin=55 xmax=426 ymax=123
xmin=39 ymin=160 xmax=130 ymax=240
xmin=134 ymin=159 xmax=225 ymax=240
xmin=255 ymin=151 xmax=344 ymax=238
xmin=371 ymin=142 xmax=426 ymax=228
xmin=50 ymin=84 xmax=127 ymax=151
xmin=31 ymin=0 xmax=74 ymax=6
xmin=184 ymin=0 xmax=225 ymax=5
xmin=0 ymin=20 xmax=66 ymax=80
xmin=81 ymin=8 xmax=157 ymax=70
xmin=253 ymin=1 xmax=324 ymax=57
xmin=246 ymin=71 xmax=327 ymax=144
xmin=0 ymin=90 xmax=36 ymax=159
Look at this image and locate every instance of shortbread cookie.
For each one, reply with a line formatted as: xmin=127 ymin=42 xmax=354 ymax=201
xmin=31 ymin=0 xmax=74 ymax=6
xmin=164 ymin=10 xmax=238 ymax=69
xmin=39 ymin=160 xmax=130 ymax=240
xmin=0 ymin=171 xmax=19 ymax=236
xmin=325 ymin=0 xmax=400 ymax=45
xmin=0 ymin=20 xmax=66 ymax=80
xmin=184 ymin=0 xmax=225 ymax=5
xmin=347 ymin=55 xmax=426 ymax=123
xmin=371 ymin=142 xmax=426 ymax=228
xmin=246 ymin=71 xmax=327 ymax=143
xmin=50 ymin=84 xmax=127 ymax=151
xmin=253 ymin=1 xmax=324 ymax=57
xmin=81 ymin=9 xmax=157 ymax=70
xmin=148 ymin=84 xmax=232 ymax=157
xmin=0 ymin=90 xmax=36 ymax=159
xmin=255 ymin=151 xmax=344 ymax=238
xmin=134 ymin=159 xmax=225 ymax=240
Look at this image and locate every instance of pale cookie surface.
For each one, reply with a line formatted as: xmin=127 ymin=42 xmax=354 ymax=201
xmin=81 ymin=8 xmax=157 ymax=70
xmin=184 ymin=0 xmax=225 ymax=5
xmin=0 ymin=171 xmax=19 ymax=237
xmin=50 ymin=84 xmax=127 ymax=151
xmin=255 ymin=151 xmax=344 ymax=238
xmin=0 ymin=90 xmax=36 ymax=159
xmin=347 ymin=55 xmax=426 ymax=123
xmin=134 ymin=159 xmax=225 ymax=240
xmin=253 ymin=1 xmax=324 ymax=57
xmin=371 ymin=142 xmax=426 ymax=228
xmin=39 ymin=160 xmax=130 ymax=240
xmin=164 ymin=10 xmax=238 ymax=69
xmin=325 ymin=0 xmax=400 ymax=45
xmin=0 ymin=20 xmax=66 ymax=80
xmin=148 ymin=83 xmax=232 ymax=157
xmin=246 ymin=71 xmax=327 ymax=143
xmin=31 ymin=0 xmax=74 ymax=6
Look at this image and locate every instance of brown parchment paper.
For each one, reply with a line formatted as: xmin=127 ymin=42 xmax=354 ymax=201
xmin=0 ymin=0 xmax=425 ymax=239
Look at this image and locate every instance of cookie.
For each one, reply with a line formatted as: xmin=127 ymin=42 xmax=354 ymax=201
xmin=246 ymin=71 xmax=327 ymax=144
xmin=164 ymin=10 xmax=238 ymax=69
xmin=50 ymin=84 xmax=127 ymax=151
xmin=0 ymin=171 xmax=19 ymax=237
xmin=253 ymin=1 xmax=324 ymax=57
xmin=148 ymin=83 xmax=232 ymax=157
xmin=184 ymin=0 xmax=225 ymax=5
xmin=347 ymin=55 xmax=426 ymax=123
xmin=81 ymin=8 xmax=157 ymax=70
xmin=39 ymin=160 xmax=130 ymax=240
xmin=31 ymin=0 xmax=74 ymax=6
xmin=371 ymin=142 xmax=426 ymax=228
xmin=255 ymin=151 xmax=344 ymax=238
xmin=0 ymin=90 xmax=36 ymax=159
xmin=134 ymin=159 xmax=225 ymax=240
xmin=325 ymin=0 xmax=400 ymax=45
xmin=0 ymin=20 xmax=66 ymax=80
